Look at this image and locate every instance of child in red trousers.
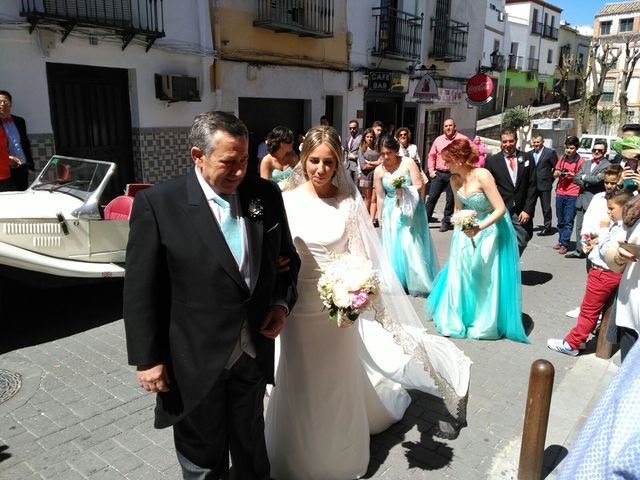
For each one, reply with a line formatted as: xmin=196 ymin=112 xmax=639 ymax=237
xmin=547 ymin=189 xmax=633 ymax=355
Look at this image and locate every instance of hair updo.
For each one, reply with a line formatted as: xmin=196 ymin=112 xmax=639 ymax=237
xmin=441 ymin=138 xmax=478 ymax=168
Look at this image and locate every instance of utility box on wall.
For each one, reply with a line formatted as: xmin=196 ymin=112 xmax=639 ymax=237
xmin=154 ymin=74 xmax=200 ymax=102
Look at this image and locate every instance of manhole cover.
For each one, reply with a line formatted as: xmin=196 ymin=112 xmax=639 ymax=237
xmin=0 ymin=369 xmax=22 ymax=404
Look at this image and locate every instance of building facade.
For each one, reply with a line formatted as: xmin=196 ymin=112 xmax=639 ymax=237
xmin=593 ymin=1 xmax=640 ymax=130
xmin=0 ymin=0 xmax=217 ymax=187
xmin=1 ymin=0 xmax=487 ymax=183
xmin=502 ymin=0 xmax=562 ymax=109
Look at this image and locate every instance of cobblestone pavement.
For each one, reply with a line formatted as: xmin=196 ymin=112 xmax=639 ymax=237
xmin=0 ymin=201 xmax=619 ymax=479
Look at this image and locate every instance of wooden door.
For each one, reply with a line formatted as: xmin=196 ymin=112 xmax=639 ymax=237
xmin=46 ymin=63 xmax=134 ymax=199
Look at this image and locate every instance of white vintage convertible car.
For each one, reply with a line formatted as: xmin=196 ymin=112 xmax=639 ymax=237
xmin=0 ymin=156 xmax=149 ymax=280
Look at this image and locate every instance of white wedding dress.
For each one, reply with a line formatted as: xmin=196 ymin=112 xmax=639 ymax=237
xmin=265 ymin=185 xmax=471 ymax=480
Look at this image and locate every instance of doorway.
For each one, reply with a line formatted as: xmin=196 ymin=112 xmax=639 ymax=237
xmin=46 ymin=63 xmax=134 ymax=199
xmin=238 ymin=97 xmax=305 ymax=179
xmin=422 ymin=109 xmax=444 ymax=171
xmin=364 ymin=95 xmax=403 ymax=132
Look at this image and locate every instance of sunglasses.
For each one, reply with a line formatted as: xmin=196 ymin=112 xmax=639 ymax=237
xmin=592 ymin=149 xmax=605 ymax=153
xmin=398 ymin=133 xmax=408 ymax=137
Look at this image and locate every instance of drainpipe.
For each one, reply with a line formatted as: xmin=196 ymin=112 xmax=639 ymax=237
xmin=211 ymin=0 xmax=222 ymax=107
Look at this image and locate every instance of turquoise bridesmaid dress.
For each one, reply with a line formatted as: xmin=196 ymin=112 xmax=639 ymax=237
xmin=381 ymin=172 xmax=439 ymax=297
xmin=426 ymin=191 xmax=529 ymax=343
xmin=270 ymin=167 xmax=293 ymax=183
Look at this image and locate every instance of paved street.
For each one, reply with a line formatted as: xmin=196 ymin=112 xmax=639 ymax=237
xmin=0 ymin=199 xmax=619 ymax=480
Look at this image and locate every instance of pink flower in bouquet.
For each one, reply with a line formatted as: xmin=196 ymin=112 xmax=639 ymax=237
xmin=349 ymin=290 xmax=370 ymax=309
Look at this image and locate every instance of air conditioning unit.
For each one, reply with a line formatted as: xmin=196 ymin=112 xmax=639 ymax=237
xmin=154 ymin=74 xmax=200 ymax=102
xmin=497 ymin=12 xmax=505 ymax=22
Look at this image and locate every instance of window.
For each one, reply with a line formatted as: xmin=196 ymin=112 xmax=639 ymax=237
xmin=493 ymin=39 xmax=500 ymax=52
xmin=620 ymin=18 xmax=634 ymax=33
xmin=602 ymin=78 xmax=615 ymax=102
xmin=547 ymin=48 xmax=553 ymax=63
xmin=600 ymin=20 xmax=612 ymax=35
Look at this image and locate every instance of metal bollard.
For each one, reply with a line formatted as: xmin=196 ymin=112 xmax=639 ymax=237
xmin=518 ymin=359 xmax=555 ymax=480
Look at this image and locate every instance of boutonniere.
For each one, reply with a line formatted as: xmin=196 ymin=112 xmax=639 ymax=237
xmin=524 ymin=160 xmax=530 ymax=167
xmin=518 ymin=156 xmax=524 ymax=164
xmin=247 ymin=198 xmax=264 ymax=221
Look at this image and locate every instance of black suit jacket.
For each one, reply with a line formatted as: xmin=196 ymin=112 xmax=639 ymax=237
xmin=485 ymin=150 xmax=537 ymax=218
xmin=123 ymin=170 xmax=300 ymax=428
xmin=10 ymin=114 xmax=33 ymax=169
xmin=526 ymin=146 xmax=558 ymax=191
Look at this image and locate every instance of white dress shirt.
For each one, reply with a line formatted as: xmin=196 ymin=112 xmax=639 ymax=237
xmin=195 ymin=167 xmax=256 ymax=367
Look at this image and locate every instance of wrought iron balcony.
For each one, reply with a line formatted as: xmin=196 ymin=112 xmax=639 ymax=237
xmin=430 ymin=17 xmax=469 ymax=62
xmin=507 ymin=54 xmax=524 ymax=70
xmin=527 ymin=57 xmax=539 ymax=71
xmin=490 ymin=52 xmax=505 ymax=71
xmin=543 ymin=25 xmax=558 ymax=40
xmin=531 ymin=21 xmax=543 ymax=35
xmin=254 ymin=0 xmax=334 ymax=38
xmin=19 ymin=0 xmax=165 ymax=51
xmin=371 ymin=6 xmax=423 ymax=61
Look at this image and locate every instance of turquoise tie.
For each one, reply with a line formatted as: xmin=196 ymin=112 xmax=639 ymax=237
xmin=213 ymin=194 xmax=243 ymax=264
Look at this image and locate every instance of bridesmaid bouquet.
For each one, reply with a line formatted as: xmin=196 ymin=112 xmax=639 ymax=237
xmin=389 ymin=171 xmax=406 ymax=206
xmin=451 ymin=209 xmax=479 ymax=248
xmin=317 ymin=253 xmax=380 ymax=328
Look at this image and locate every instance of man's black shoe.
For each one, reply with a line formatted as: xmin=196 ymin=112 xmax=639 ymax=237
xmin=439 ymin=223 xmax=452 ymax=232
xmin=565 ymin=251 xmax=586 ymax=259
xmin=428 ymin=216 xmax=439 ymax=223
xmin=537 ymin=228 xmax=554 ymax=236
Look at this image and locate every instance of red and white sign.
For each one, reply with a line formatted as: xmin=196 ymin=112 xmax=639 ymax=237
xmin=412 ymin=73 xmax=439 ymax=100
xmin=466 ymin=74 xmax=494 ymax=106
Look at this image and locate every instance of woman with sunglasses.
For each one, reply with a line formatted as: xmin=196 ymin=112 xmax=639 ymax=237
xmin=396 ymin=127 xmax=428 ymax=199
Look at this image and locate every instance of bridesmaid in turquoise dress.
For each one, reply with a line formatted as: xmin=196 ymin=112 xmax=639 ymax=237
xmin=259 ymin=126 xmax=298 ymax=186
xmin=426 ymin=139 xmax=529 ymax=343
xmin=374 ymin=134 xmax=439 ymax=297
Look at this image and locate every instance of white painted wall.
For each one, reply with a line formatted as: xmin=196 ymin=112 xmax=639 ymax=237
xmin=0 ymin=0 xmax=215 ymax=133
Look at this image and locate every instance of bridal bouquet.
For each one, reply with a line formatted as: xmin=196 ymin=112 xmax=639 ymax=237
xmin=451 ymin=209 xmax=479 ymax=248
xmin=317 ymin=252 xmax=380 ymax=328
xmin=389 ymin=171 xmax=406 ymax=206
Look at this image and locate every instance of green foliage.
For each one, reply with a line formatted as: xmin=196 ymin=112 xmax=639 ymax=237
xmin=599 ymin=107 xmax=615 ymax=125
xmin=501 ymin=106 xmax=530 ymax=131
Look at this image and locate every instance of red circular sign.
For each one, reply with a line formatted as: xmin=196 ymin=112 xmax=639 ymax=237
xmin=466 ymin=74 xmax=494 ymax=103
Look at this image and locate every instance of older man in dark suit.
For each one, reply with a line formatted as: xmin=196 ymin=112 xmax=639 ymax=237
xmin=485 ymin=129 xmax=538 ymax=256
xmin=527 ymin=134 xmax=558 ymax=236
xmin=0 ymin=90 xmax=33 ymax=191
xmin=124 ymin=111 xmax=300 ymax=479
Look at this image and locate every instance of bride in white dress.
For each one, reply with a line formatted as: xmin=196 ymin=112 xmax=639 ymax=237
xmin=264 ymin=126 xmax=471 ymax=480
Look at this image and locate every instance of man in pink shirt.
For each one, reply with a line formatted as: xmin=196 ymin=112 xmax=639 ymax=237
xmin=425 ymin=118 xmax=469 ymax=231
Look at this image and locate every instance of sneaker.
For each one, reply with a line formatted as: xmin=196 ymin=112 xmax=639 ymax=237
xmin=565 ymin=307 xmax=580 ymax=318
xmin=547 ymin=338 xmax=579 ymax=356
xmin=558 ymin=246 xmax=568 ymax=254
xmin=565 ymin=251 xmax=586 ymax=259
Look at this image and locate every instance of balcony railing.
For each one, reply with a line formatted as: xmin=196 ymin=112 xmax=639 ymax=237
xmin=254 ymin=0 xmax=334 ymax=38
xmin=508 ymin=54 xmax=524 ymax=70
xmin=430 ymin=17 xmax=469 ymax=62
xmin=527 ymin=57 xmax=539 ymax=71
xmin=20 ymin=0 xmax=164 ymax=51
xmin=543 ymin=25 xmax=558 ymax=40
xmin=371 ymin=6 xmax=422 ymax=61
xmin=490 ymin=53 xmax=505 ymax=71
xmin=531 ymin=21 xmax=543 ymax=35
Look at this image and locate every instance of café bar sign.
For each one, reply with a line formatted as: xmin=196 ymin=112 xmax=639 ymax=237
xmin=368 ymin=71 xmax=409 ymax=93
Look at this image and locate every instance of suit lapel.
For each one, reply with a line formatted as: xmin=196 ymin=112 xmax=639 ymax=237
xmin=515 ymin=151 xmax=525 ymax=188
xmin=185 ymin=171 xmax=248 ymax=292
xmin=239 ymin=181 xmax=264 ymax=295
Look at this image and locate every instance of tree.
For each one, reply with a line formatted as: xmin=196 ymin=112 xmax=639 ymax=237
xmin=617 ymin=35 xmax=640 ymax=126
xmin=502 ymin=106 xmax=530 ymax=150
xmin=586 ymin=42 xmax=621 ymax=132
xmin=553 ymin=49 xmax=573 ymax=118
